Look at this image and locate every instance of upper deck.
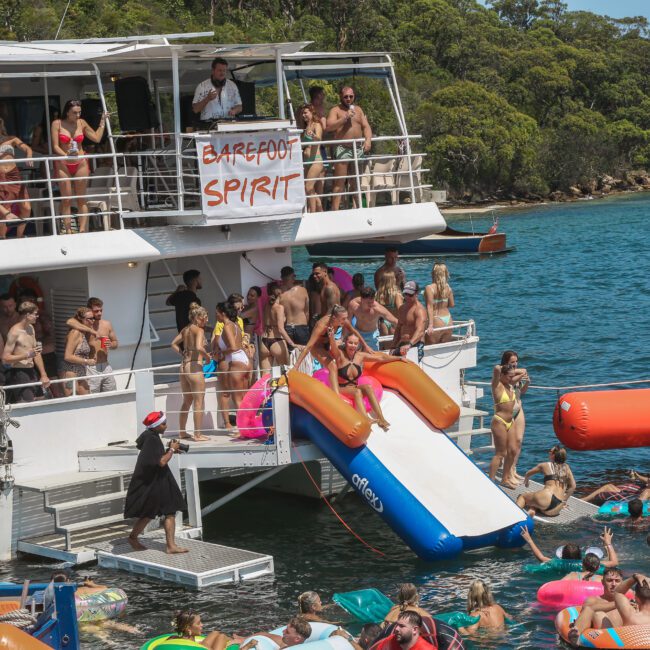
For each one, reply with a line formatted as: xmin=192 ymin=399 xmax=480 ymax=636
xmin=0 ymin=34 xmax=445 ymax=273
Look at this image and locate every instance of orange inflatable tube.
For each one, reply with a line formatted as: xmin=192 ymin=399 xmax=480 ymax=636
xmin=553 ymin=389 xmax=650 ymax=450
xmin=363 ymin=360 xmax=460 ymax=429
xmin=287 ymin=370 xmax=371 ymax=448
xmin=0 ymin=624 xmax=51 ymax=649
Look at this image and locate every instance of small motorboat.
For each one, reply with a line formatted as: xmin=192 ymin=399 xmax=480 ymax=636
xmin=306 ymin=222 xmax=511 ymax=259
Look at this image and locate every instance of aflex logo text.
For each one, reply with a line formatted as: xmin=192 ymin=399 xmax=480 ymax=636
xmin=352 ymin=474 xmax=383 ymax=512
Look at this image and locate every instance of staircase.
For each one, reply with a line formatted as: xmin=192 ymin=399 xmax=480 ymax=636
xmin=14 ymin=471 xmax=131 ymax=564
xmin=147 ymin=260 xmax=182 ymax=368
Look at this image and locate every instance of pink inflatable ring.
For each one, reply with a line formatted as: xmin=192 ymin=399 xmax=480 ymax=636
xmin=312 ymin=368 xmax=383 ymax=412
xmin=237 ymin=374 xmax=273 ymax=439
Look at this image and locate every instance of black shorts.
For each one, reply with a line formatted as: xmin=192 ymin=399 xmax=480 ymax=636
xmin=5 ymin=367 xmax=42 ymax=403
xmin=42 ymin=351 xmax=58 ymax=378
xmin=286 ymin=324 xmax=310 ymax=346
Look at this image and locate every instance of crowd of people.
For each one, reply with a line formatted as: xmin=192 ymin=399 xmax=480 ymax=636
xmin=0 ymin=289 xmax=118 ymax=403
xmin=165 ymin=253 xmax=456 ymax=440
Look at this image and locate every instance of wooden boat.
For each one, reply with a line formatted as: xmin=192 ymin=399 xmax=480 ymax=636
xmin=306 ymin=226 xmax=510 ymax=259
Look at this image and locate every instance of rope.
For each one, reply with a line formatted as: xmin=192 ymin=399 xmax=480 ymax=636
xmin=467 ymin=377 xmax=650 ymax=392
xmin=292 ymin=443 xmax=386 ymax=558
xmin=241 ymin=252 xmax=276 ymax=282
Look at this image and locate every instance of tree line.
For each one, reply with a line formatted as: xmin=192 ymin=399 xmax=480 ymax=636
xmin=3 ymin=0 xmax=650 ymax=200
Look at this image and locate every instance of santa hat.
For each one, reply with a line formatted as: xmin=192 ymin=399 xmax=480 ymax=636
xmin=143 ymin=411 xmax=166 ymax=429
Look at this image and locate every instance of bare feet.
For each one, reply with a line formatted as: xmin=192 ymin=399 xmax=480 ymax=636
xmin=166 ymin=544 xmax=189 ymax=554
xmin=500 ymin=480 xmax=519 ymax=490
xmin=378 ymin=419 xmax=390 ymax=431
xmin=127 ymin=535 xmax=147 ymax=551
xmin=192 ymin=434 xmax=210 ymax=441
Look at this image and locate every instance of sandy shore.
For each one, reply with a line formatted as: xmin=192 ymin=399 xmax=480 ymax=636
xmin=440 ymin=203 xmax=532 ymax=215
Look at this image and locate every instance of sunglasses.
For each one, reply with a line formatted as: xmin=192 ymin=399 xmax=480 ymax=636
xmin=343 ymin=94 xmax=355 ymax=99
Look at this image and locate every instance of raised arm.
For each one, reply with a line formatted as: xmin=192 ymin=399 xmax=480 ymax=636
xmin=520 ymin=526 xmax=551 ymax=563
xmin=82 ymin=116 xmax=107 ymax=144
xmin=66 ymin=317 xmax=95 ymax=336
xmin=325 ymin=106 xmax=347 ymax=133
xmin=328 ymin=358 xmax=341 ymax=396
xmin=601 ymin=527 xmax=619 ymax=568
xmin=491 ymin=364 xmax=502 ymax=396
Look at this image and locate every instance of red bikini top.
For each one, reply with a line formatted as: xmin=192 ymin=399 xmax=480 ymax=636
xmin=59 ymin=132 xmax=84 ymax=144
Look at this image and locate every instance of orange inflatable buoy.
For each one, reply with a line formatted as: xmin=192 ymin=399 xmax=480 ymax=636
xmin=553 ymin=389 xmax=650 ymax=450
xmin=0 ymin=623 xmax=52 ymax=649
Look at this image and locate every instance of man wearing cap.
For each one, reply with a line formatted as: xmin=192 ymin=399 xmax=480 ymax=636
xmin=391 ymin=281 xmax=427 ymax=362
xmin=279 ymin=266 xmax=310 ymax=346
xmin=124 ymin=411 xmax=188 ymax=554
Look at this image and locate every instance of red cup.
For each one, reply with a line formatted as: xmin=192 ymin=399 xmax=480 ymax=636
xmin=101 ymin=337 xmax=110 ymax=351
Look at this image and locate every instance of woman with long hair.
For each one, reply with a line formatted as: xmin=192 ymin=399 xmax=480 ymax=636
xmin=298 ymin=103 xmax=324 ymax=212
xmin=0 ymin=143 xmax=32 ymax=239
xmin=383 ymin=583 xmax=433 ymax=625
xmin=500 ymin=350 xmax=529 ymax=484
xmin=241 ymin=286 xmax=262 ymax=337
xmin=171 ymin=303 xmax=210 ymax=441
xmin=51 ymin=99 xmax=108 ymax=234
xmin=215 ymin=301 xmax=251 ymax=436
xmin=328 ymin=331 xmax=401 ymax=430
xmin=62 ymin=306 xmax=96 ymax=396
xmin=458 ymin=579 xmax=510 ymax=634
xmin=260 ymin=282 xmax=295 ymax=369
xmin=375 ymin=271 xmax=403 ymax=338
xmin=424 ymin=262 xmax=454 ymax=344
xmin=169 ymin=610 xmax=239 ymax=650
xmin=516 ymin=445 xmax=577 ymax=517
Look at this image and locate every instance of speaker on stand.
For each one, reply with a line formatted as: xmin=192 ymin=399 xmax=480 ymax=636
xmin=114 ymin=76 xmax=159 ymax=132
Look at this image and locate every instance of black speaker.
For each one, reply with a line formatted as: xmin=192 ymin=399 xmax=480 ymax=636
xmin=114 ymin=76 xmax=159 ymax=132
xmin=235 ymin=80 xmax=256 ymax=116
xmin=81 ymin=98 xmax=108 ymax=144
xmin=180 ymin=95 xmax=199 ymax=131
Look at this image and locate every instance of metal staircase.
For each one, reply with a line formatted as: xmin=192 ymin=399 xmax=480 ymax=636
xmin=147 ymin=260 xmax=182 ymax=368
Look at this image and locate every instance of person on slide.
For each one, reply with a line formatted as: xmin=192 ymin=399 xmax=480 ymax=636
xmin=458 ymin=579 xmax=510 ymax=635
xmin=567 ymin=572 xmax=650 ymax=644
xmin=516 ymin=445 xmax=576 ymax=517
xmin=520 ymin=526 xmax=618 ymax=568
xmin=328 ymin=331 xmax=403 ymax=430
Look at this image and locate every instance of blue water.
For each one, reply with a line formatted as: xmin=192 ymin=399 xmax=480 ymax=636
xmin=3 ymin=194 xmax=650 ymax=649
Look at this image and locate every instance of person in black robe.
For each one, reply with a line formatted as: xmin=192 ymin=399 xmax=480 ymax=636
xmin=124 ymin=410 xmax=188 ymax=554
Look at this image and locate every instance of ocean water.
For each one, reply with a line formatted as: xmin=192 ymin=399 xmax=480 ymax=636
xmin=3 ymin=193 xmax=650 ymax=649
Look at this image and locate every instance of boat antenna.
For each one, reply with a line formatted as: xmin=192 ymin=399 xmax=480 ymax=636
xmin=54 ymin=0 xmax=73 ymax=40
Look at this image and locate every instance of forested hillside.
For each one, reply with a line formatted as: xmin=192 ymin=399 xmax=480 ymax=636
xmin=3 ymin=0 xmax=650 ymax=200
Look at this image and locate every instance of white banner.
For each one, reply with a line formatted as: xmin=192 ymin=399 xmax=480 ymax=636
xmin=196 ymin=130 xmax=306 ymax=220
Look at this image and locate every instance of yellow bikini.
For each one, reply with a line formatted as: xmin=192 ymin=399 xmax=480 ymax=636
xmin=494 ymin=385 xmax=516 ymax=431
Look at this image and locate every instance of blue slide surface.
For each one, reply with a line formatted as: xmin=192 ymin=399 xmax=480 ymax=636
xmin=291 ymin=390 xmax=531 ymax=561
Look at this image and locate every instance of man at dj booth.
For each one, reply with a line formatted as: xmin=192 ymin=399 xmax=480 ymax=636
xmin=192 ymin=57 xmax=243 ymax=123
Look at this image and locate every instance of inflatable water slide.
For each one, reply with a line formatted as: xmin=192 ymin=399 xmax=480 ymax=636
xmin=288 ymin=363 xmax=531 ymax=560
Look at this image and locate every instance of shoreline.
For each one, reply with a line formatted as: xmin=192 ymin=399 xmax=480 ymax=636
xmin=440 ymin=185 xmax=650 ymax=215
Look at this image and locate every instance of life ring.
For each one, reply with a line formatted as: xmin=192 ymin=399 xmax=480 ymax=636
xmin=555 ymin=606 xmax=650 ymax=648
xmin=330 ymin=267 xmax=353 ymax=294
xmin=236 ymin=374 xmax=274 ymax=439
xmin=312 ymin=368 xmax=383 ymax=412
xmin=140 ymin=634 xmax=205 ymax=649
xmin=75 ymin=587 xmax=128 ymax=622
xmin=598 ymin=500 xmax=650 ymax=518
xmin=537 ymin=580 xmax=604 ymax=608
xmin=523 ymin=558 xmax=606 ymax=576
xmin=8 ymin=276 xmax=45 ymax=308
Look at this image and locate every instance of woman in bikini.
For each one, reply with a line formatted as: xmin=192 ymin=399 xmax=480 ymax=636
xmin=215 ymin=302 xmax=251 ymax=436
xmin=260 ymin=283 xmax=295 ymax=369
xmin=328 ymin=331 xmax=400 ymax=430
xmin=424 ymin=262 xmax=454 ymax=344
xmin=294 ymin=305 xmax=371 ymax=371
xmin=488 ymin=363 xmax=520 ymax=486
xmin=171 ymin=303 xmax=210 ymax=442
xmin=376 ymin=271 xmax=403 ymax=339
xmin=62 ymin=306 xmax=97 ymax=396
xmin=516 ymin=445 xmax=576 ymax=517
xmin=500 ymin=350 xmax=530 ymax=485
xmin=298 ymin=104 xmax=324 ymax=213
xmin=51 ymin=99 xmax=108 ymax=234
xmin=458 ymin=579 xmax=511 ymax=635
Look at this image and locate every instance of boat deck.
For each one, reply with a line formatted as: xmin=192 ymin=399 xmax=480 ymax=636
xmin=93 ymin=532 xmax=274 ymax=589
xmin=501 ymin=480 xmax=599 ymax=524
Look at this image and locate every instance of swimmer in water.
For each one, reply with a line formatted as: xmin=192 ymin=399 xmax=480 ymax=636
xmin=169 ymin=610 xmax=250 ymax=650
xmin=562 ymin=552 xmax=603 ymax=582
xmin=458 ymin=579 xmax=511 ymax=634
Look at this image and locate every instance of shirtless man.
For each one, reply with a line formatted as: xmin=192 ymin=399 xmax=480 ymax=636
xmin=0 ymin=294 xmax=20 ymax=342
xmin=235 ymin=616 xmax=312 ymax=649
xmin=374 ymin=248 xmax=406 ymax=290
xmin=67 ymin=297 xmax=119 ymax=393
xmin=391 ymin=281 xmax=427 ymax=363
xmin=279 ymin=266 xmax=310 ymax=346
xmin=568 ymin=571 xmax=650 ymax=643
xmin=326 ymin=86 xmax=372 ymax=210
xmin=348 ymin=287 xmax=397 ymax=351
xmin=312 ymin=263 xmax=341 ymax=315
xmin=2 ymin=301 xmax=50 ymax=403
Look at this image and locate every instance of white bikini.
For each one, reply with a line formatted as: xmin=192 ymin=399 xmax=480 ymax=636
xmin=217 ymin=327 xmax=249 ymax=365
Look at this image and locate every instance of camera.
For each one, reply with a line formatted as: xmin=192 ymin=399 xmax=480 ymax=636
xmin=169 ymin=440 xmax=190 ymax=454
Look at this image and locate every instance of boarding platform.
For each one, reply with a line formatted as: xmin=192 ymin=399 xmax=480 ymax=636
xmin=93 ymin=533 xmax=274 ymax=589
xmin=502 ymin=480 xmax=599 ymax=524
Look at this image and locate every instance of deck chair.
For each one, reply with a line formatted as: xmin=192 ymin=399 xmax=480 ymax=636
xmin=393 ymin=154 xmax=423 ymax=204
xmin=87 ymin=166 xmax=140 ymax=229
xmin=368 ymin=157 xmax=396 ymax=207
